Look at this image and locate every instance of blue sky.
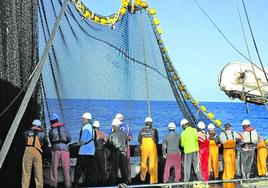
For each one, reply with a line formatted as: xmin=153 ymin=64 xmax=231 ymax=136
xmin=80 ymin=1 xmax=268 ymax=102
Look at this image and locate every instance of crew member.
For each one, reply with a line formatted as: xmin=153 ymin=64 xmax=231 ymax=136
xmin=208 ymin=123 xmax=220 ymax=180
xmin=240 ymin=119 xmax=258 ymax=179
xmin=180 ymin=119 xmax=203 ymax=182
xmin=116 ymin=113 xmax=133 ymax=183
xmin=197 ymin=121 xmax=210 ymax=181
xmin=162 ymin=122 xmax=181 ymax=183
xmin=257 ymin=137 xmax=268 ymax=176
xmin=138 ymin=117 xmax=159 ymax=184
xmin=92 ymin=120 xmax=107 ymax=185
xmin=21 ymin=119 xmax=48 ymax=188
xmin=74 ymin=112 xmax=95 ymax=187
xmin=49 ymin=113 xmax=72 ymax=188
xmin=106 ymin=118 xmax=128 ymax=185
xmin=220 ymin=123 xmax=241 ymax=180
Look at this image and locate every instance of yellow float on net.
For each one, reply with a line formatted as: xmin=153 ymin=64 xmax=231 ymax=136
xmin=184 ymin=93 xmax=190 ymax=100
xmin=214 ymin=119 xmax=222 ymax=126
xmin=192 ymin=100 xmax=199 ymax=106
xmin=153 ymin=18 xmax=160 ymax=25
xmin=120 ymin=7 xmax=127 ymax=15
xmin=83 ymin=10 xmax=91 ymax=19
xmin=94 ymin=16 xmax=100 ymax=23
xmin=207 ymin=112 xmax=215 ymax=120
xmin=162 ymin=47 xmax=168 ymax=52
xmin=157 ymin=27 xmax=163 ymax=35
xmin=172 ymin=75 xmax=178 ymax=81
xmin=135 ymin=0 xmax=148 ymax=8
xmin=199 ymin=105 xmax=207 ymax=112
xmin=148 ymin=8 xmax=156 ymax=15
xmin=122 ymin=0 xmax=130 ymax=7
xmin=100 ymin=18 xmax=107 ymax=25
xmin=167 ymin=65 xmax=173 ymax=72
xmin=158 ymin=39 xmax=163 ymax=44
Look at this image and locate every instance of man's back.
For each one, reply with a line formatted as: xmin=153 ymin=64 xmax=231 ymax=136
xmin=181 ymin=126 xmax=199 ymax=154
xmin=108 ymin=129 xmax=128 ymax=152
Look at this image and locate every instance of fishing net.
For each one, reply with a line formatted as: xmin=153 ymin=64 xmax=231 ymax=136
xmin=0 ymin=0 xmax=224 ymax=185
xmin=39 ymin=0 xmax=223 ymax=143
xmin=0 ymin=0 xmax=41 ymax=186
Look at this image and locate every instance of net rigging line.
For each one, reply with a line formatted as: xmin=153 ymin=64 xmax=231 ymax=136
xmin=140 ymin=10 xmax=151 ymax=118
xmin=237 ymin=3 xmax=268 ymax=109
xmin=39 ymin=0 xmax=66 ymax=119
xmin=241 ymin=0 xmax=268 ymax=84
xmin=193 ymin=0 xmax=268 ymax=76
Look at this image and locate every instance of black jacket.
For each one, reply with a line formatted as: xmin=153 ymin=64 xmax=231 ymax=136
xmin=107 ymin=128 xmax=128 ymax=152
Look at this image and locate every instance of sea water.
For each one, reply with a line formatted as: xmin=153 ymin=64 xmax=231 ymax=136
xmin=47 ymin=99 xmax=268 ymax=144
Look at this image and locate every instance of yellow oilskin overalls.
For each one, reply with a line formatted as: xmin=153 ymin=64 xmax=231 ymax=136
xmin=257 ymin=139 xmax=267 ymax=176
xmin=208 ymin=140 xmax=219 ymax=178
xmin=22 ymin=131 xmax=43 ymax=188
xmin=222 ymin=140 xmax=236 ymax=180
xmin=140 ymin=137 xmax=158 ymax=184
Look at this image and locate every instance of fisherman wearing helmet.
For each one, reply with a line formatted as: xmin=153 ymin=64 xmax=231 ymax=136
xmin=138 ymin=117 xmax=159 ymax=184
xmin=92 ymin=120 xmax=107 ymax=185
xmin=162 ymin=122 xmax=181 ymax=183
xmin=106 ymin=118 xmax=129 ymax=185
xmin=21 ymin=119 xmax=48 ymax=188
xmin=180 ymin=119 xmax=203 ymax=182
xmin=49 ymin=113 xmax=72 ymax=188
xmin=220 ymin=123 xmax=241 ymax=180
xmin=207 ymin=123 xmax=220 ymax=180
xmin=240 ymin=119 xmax=258 ymax=179
xmin=197 ymin=121 xmax=210 ymax=181
xmin=115 ymin=113 xmax=133 ymax=183
xmin=74 ymin=112 xmax=95 ymax=187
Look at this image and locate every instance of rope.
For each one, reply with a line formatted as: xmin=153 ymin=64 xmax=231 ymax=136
xmin=140 ymin=11 xmax=151 ymax=118
xmin=241 ymin=0 xmax=268 ymax=86
xmin=237 ymin=3 xmax=268 ymax=110
xmin=39 ymin=0 xmax=65 ymax=120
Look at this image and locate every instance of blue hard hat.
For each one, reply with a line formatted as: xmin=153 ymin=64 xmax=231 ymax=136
xmin=50 ymin=113 xmax=59 ymax=121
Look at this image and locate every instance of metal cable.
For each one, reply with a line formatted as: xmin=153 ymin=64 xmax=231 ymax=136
xmin=237 ymin=3 xmax=268 ymax=109
xmin=193 ymin=0 xmax=268 ymax=76
xmin=241 ymin=0 xmax=268 ymax=84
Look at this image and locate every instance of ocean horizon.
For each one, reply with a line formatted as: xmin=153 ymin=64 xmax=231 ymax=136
xmin=46 ymin=99 xmax=268 ymax=145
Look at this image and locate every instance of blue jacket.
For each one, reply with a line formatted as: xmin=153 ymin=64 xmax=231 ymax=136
xmin=78 ymin=123 xmax=95 ymax=155
xmin=119 ymin=122 xmax=132 ymax=137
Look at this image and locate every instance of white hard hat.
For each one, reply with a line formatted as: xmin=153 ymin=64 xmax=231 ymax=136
xmin=207 ymin=123 xmax=215 ymax=130
xmin=32 ymin=119 xmax=42 ymax=127
xmin=168 ymin=122 xmax=176 ymax=130
xmin=82 ymin=112 xmax=92 ymax=120
xmin=242 ymin=119 xmax=251 ymax=126
xmin=197 ymin=121 xmax=206 ymax=129
xmin=144 ymin=117 xmax=153 ymax=123
xmin=111 ymin=118 xmax=121 ymax=127
xmin=115 ymin=113 xmax=124 ymax=120
xmin=93 ymin=120 xmax=100 ymax=128
xmin=180 ymin=119 xmax=189 ymax=126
